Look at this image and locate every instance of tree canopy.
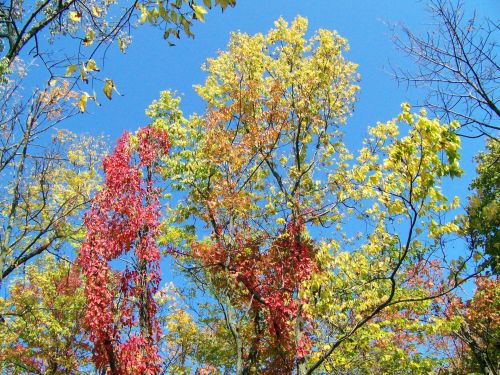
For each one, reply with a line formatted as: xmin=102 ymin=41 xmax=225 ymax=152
xmin=0 ymin=4 xmax=498 ymax=375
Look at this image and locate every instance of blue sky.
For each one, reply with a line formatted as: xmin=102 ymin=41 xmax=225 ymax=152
xmin=65 ymin=0 xmax=496 ymax=173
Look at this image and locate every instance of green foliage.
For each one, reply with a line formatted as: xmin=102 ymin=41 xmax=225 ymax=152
xmin=467 ymin=139 xmax=500 ymax=273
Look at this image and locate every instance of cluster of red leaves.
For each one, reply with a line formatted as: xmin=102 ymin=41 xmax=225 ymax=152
xmin=79 ymin=126 xmax=169 ymax=374
xmin=465 ymin=276 xmax=499 ymax=327
xmin=137 ymin=126 xmax=170 ymax=167
xmin=54 ymin=266 xmax=82 ymax=296
xmin=193 ymin=219 xmax=316 ymax=371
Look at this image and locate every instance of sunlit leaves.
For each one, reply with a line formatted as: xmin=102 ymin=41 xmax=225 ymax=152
xmin=85 ymin=59 xmax=99 ymax=72
xmin=192 ymin=4 xmax=208 ymax=22
xmin=65 ymin=63 xmax=77 ymax=77
xmin=77 ymin=92 xmax=94 ymax=112
xmin=83 ymin=28 xmax=95 ymax=46
xmin=0 ymin=255 xmax=90 ymax=374
xmin=146 ymin=17 xmax=471 ymax=371
xmin=467 ymin=138 xmax=500 ymax=273
xmin=102 ymin=78 xmax=120 ymax=100
xmin=79 ymin=125 xmax=169 ymax=372
xmin=68 ymin=11 xmax=82 ymax=23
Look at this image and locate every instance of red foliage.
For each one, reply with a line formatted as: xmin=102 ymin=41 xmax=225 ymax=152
xmin=79 ymin=126 xmax=168 ymax=374
xmin=193 ymin=218 xmax=316 ymax=370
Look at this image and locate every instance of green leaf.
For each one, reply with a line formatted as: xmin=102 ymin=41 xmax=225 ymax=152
xmin=170 ymin=10 xmax=178 ymax=23
xmin=159 ymin=4 xmax=169 ymax=21
xmin=65 ymin=64 xmax=77 ymax=77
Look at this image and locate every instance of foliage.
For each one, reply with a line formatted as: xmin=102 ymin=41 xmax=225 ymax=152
xmin=0 ymin=255 xmax=89 ymax=374
xmin=79 ymin=125 xmax=169 ymax=374
xmin=467 ymin=138 xmax=500 ymax=274
xmin=0 ymin=0 xmax=237 ymax=288
xmin=146 ymin=17 xmax=473 ymax=374
xmin=0 ymin=0 xmax=236 ymax=106
xmin=0 ymin=73 xmax=106 ymax=284
xmin=0 ymin=13 xmax=493 ymax=375
xmin=437 ymin=276 xmax=499 ymax=375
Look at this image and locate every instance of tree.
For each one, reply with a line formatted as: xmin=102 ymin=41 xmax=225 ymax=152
xmin=79 ymin=125 xmax=170 ymax=374
xmin=467 ymin=138 xmax=500 ymax=274
xmin=0 ymin=65 xmax=106 ymax=285
xmin=434 ymin=276 xmax=499 ymax=375
xmin=0 ymin=0 xmax=237 ymax=289
xmin=148 ymin=17 xmax=475 ymax=374
xmin=0 ymin=13 xmax=484 ymax=374
xmin=393 ymin=0 xmax=499 ymax=137
xmin=0 ymin=0 xmax=237 ymax=112
xmin=0 ymin=254 xmax=90 ymax=374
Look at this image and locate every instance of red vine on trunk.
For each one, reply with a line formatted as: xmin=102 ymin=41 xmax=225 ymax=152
xmin=79 ymin=126 xmax=169 ymax=374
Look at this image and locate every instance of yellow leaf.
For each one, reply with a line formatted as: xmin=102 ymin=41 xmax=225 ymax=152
xmin=86 ymin=59 xmax=99 ymax=72
xmin=77 ymin=93 xmax=90 ymax=112
xmin=83 ymin=29 xmax=95 ymax=46
xmin=48 ymin=79 xmax=57 ymax=87
xmin=276 ymin=217 xmax=286 ymax=225
xmin=65 ymin=64 xmax=77 ymax=77
xmin=103 ymin=79 xmax=114 ymax=100
xmin=91 ymin=6 xmax=102 ymax=17
xmin=103 ymin=79 xmax=120 ymax=100
xmin=68 ymin=11 xmax=82 ymax=23
xmin=192 ymin=4 xmax=207 ymax=22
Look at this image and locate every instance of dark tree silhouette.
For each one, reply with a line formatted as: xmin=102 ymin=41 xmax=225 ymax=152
xmin=393 ymin=0 xmax=499 ymax=138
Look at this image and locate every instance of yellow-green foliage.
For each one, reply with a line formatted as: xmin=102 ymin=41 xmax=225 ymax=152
xmin=0 ymin=255 xmax=89 ymax=374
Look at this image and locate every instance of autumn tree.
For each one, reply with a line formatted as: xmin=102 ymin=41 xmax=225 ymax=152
xmin=467 ymin=138 xmax=499 ymax=274
xmin=0 ymin=255 xmax=90 ymax=374
xmin=79 ymin=124 xmax=170 ymax=374
xmin=0 ymin=0 xmax=237 ymax=290
xmin=444 ymin=137 xmax=500 ymax=374
xmin=0 ymin=65 xmax=106 ymax=285
xmin=447 ymin=276 xmax=500 ymax=375
xmin=393 ymin=1 xmax=500 ymax=371
xmin=0 ymin=11 xmax=487 ymax=374
xmin=148 ymin=17 xmax=475 ymax=374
